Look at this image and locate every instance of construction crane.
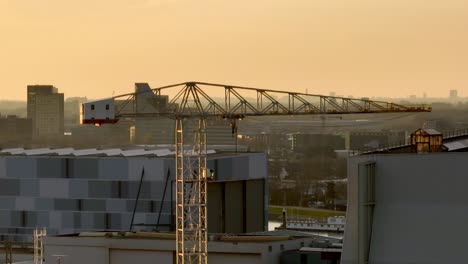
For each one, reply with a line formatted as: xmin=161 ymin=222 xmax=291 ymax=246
xmin=81 ymin=81 xmax=431 ymax=264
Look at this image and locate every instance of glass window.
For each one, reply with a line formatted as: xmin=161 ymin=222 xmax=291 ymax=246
xmin=25 ymin=211 xmax=37 ymax=227
xmin=93 ymin=213 xmax=106 ymax=229
xmin=82 ymin=199 xmax=106 ymax=211
xmin=68 ymin=180 xmax=89 ymax=199
xmin=37 ymin=212 xmax=49 ymax=226
xmin=88 ymin=181 xmax=111 ymax=198
xmin=0 ymin=211 xmax=12 ymax=226
xmin=72 ymin=159 xmax=99 ymax=179
xmin=62 ymin=213 xmax=75 ymax=228
xmin=0 ymin=197 xmax=15 ymax=210
xmin=10 ymin=211 xmax=22 ymax=228
xmin=109 ymin=214 xmax=121 ymax=229
xmin=0 ymin=179 xmax=20 ymax=196
xmin=54 ymin=199 xmax=79 ymax=211
xmin=74 ymin=213 xmax=82 ymax=229
xmin=36 ymin=198 xmax=54 ymax=211
xmin=126 ymin=200 xmax=151 ymax=213
xmin=37 ymin=158 xmax=64 ymax=178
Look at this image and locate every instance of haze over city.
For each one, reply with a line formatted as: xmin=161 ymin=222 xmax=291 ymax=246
xmin=5 ymin=1 xmax=468 ymax=264
xmin=2 ymin=0 xmax=468 ymax=100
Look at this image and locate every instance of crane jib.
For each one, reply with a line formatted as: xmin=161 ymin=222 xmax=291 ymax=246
xmin=80 ymin=81 xmax=430 ymax=264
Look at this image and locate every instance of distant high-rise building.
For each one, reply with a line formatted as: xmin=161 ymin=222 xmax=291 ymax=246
xmin=449 ymin=89 xmax=458 ymax=99
xmin=134 ymin=83 xmax=173 ymax=144
xmin=27 ymin=85 xmax=64 ymax=138
xmin=64 ymin=97 xmax=87 ymax=131
xmin=132 ymin=83 xmax=234 ymax=145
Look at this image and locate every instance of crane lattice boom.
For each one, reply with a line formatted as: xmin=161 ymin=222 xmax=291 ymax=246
xmin=81 ymin=81 xmax=431 ymax=264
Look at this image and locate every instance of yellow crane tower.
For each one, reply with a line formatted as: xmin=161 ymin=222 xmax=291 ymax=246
xmin=81 ymin=81 xmax=431 ymax=264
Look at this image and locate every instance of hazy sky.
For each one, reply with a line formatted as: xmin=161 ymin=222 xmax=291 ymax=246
xmin=1 ymin=0 xmax=468 ymax=100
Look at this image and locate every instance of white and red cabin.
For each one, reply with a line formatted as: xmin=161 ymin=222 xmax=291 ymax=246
xmin=80 ymin=98 xmax=118 ymax=125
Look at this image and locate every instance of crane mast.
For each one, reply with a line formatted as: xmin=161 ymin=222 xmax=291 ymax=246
xmin=81 ymin=81 xmax=431 ymax=264
xmin=175 ymin=118 xmax=208 ymax=264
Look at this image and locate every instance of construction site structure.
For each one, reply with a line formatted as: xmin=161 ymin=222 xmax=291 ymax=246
xmin=81 ymin=81 xmax=431 ymax=264
xmin=33 ymin=228 xmax=46 ymax=264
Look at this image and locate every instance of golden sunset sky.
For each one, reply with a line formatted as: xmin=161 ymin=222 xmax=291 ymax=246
xmin=1 ymin=0 xmax=468 ymax=100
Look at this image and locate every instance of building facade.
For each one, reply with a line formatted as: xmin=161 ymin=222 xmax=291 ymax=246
xmin=27 ymin=85 xmax=64 ymax=138
xmin=0 ymin=150 xmax=267 ymax=242
xmin=0 ymin=115 xmax=32 ymax=146
xmin=64 ymin=97 xmax=87 ymax=132
xmin=44 ymin=231 xmax=331 ymax=264
xmin=342 ymin=152 xmax=468 ymax=264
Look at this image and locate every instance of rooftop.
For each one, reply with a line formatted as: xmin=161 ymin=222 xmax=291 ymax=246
xmin=51 ymin=230 xmax=340 ymax=244
xmin=0 ymin=145 xmax=255 ymax=158
xmin=416 ymin=128 xmax=442 ymax=135
xmin=355 ymin=129 xmax=468 ymax=154
xmin=0 ymin=147 xmax=220 ymax=157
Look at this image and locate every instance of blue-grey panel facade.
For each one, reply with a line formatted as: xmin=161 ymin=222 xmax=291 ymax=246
xmin=225 ymin=181 xmax=244 ymax=233
xmin=6 ymin=157 xmax=37 ymax=178
xmin=37 ymin=158 xmax=65 ymax=178
xmin=0 ymin=153 xmax=267 ymax=242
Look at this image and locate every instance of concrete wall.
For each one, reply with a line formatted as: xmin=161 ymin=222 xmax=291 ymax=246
xmin=246 ymin=180 xmax=266 ymax=232
xmin=110 ymin=250 xmax=173 ymax=264
xmin=225 ymin=181 xmax=244 ymax=233
xmin=207 ymin=179 xmax=265 ymax=234
xmin=342 ymin=153 xmax=468 ymax=264
xmin=44 ymin=235 xmax=316 ymax=264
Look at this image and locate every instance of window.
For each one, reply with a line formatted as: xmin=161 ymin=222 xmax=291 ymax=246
xmin=91 ymin=104 xmax=95 ymax=110
xmin=106 ymin=104 xmax=109 ymax=110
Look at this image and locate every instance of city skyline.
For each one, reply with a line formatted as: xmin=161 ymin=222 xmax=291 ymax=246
xmin=1 ymin=0 xmax=468 ymax=100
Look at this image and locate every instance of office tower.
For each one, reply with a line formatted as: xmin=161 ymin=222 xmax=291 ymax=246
xmin=27 ymin=85 xmax=64 ymax=138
